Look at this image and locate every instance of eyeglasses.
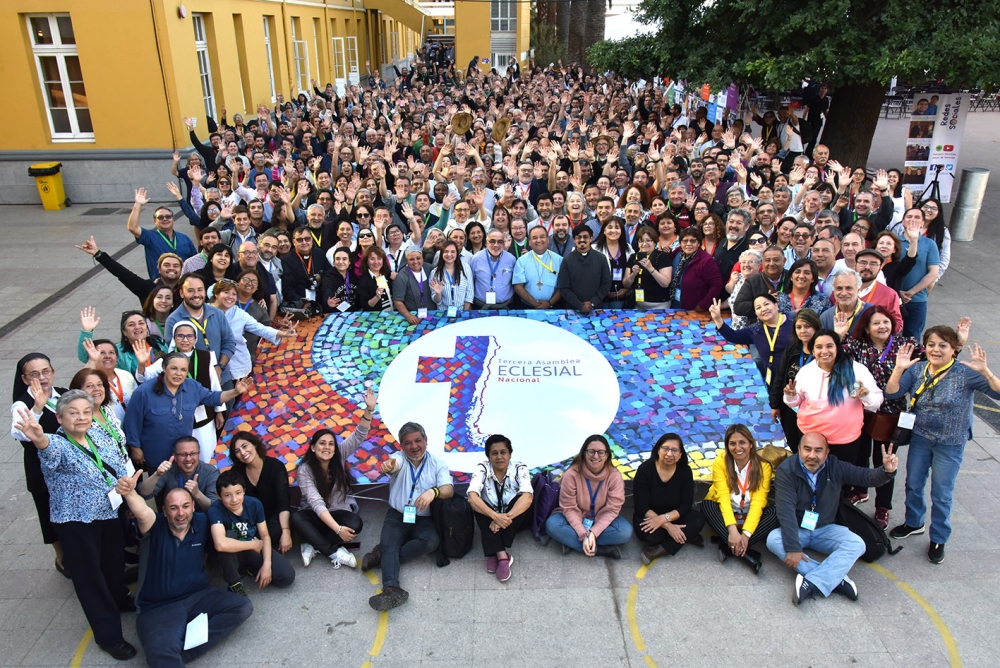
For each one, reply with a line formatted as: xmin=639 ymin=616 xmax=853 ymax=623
xmin=240 ymin=278 xmax=259 ymax=285
xmin=356 ymin=213 xmax=371 ymax=218
xmin=174 ymin=333 xmax=196 ymax=340
xmin=218 ymin=180 xmax=231 ymax=185
xmin=359 ymin=233 xmax=375 ymax=239
xmin=793 ymin=232 xmax=812 ymax=239
xmin=750 ymin=237 xmax=766 ymax=244
xmin=239 ymin=250 xmax=258 ymax=256
xmin=24 ymin=368 xmax=54 ymax=380
xmin=855 ymin=260 xmax=882 ymax=268
xmin=487 ymin=239 xmax=504 ymax=245
xmin=155 ymin=214 xmax=174 ymax=221
xmin=922 ymin=204 xmax=939 ymax=211
xmin=661 ymin=447 xmax=682 ymax=454
xmin=175 ymin=452 xmax=200 ymax=459
xmin=586 ymin=449 xmax=608 ymax=459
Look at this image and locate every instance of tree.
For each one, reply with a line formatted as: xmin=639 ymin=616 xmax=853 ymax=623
xmin=588 ymin=0 xmax=1000 ymax=167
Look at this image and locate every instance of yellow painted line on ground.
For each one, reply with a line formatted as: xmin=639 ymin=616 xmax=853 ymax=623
xmin=69 ymin=629 xmax=93 ymax=668
xmin=974 ymin=403 xmax=1000 ymax=413
xmin=625 ymin=563 xmax=659 ymax=668
xmin=361 ymin=569 xmax=389 ymax=668
xmin=866 ymin=562 xmax=962 ymax=667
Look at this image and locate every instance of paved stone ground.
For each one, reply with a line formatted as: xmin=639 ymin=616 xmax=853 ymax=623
xmin=2 ymin=113 xmax=999 ymax=667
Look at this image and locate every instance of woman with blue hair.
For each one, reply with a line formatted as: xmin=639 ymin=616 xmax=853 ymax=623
xmin=784 ymin=330 xmax=883 ymax=482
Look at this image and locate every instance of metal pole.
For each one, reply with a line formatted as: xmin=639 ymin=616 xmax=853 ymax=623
xmin=949 ymin=168 xmax=990 ymax=242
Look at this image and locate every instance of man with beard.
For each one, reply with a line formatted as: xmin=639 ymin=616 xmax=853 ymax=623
xmin=556 ymin=225 xmax=612 ymax=314
xmin=783 ymin=223 xmax=814 ymax=269
xmin=237 ymin=241 xmax=279 ymax=318
xmin=76 ymin=237 xmax=183 ymax=309
xmin=164 ymin=273 xmax=238 ymax=380
xmin=854 ymin=249 xmax=904 ymax=331
xmin=256 ymin=231 xmax=283 ymax=301
xmin=128 ymin=188 xmax=197 ymax=279
xmin=836 ymin=183 xmax=894 ymax=236
xmin=116 ymin=479 xmax=253 ymax=667
xmin=548 ymin=214 xmax=574 ymax=258
xmin=181 ymin=228 xmax=221 ymax=274
xmin=682 ymin=158 xmax=708 ymax=196
xmin=713 ymin=209 xmax=751 ymax=296
xmin=752 ymin=202 xmax=778 ymax=242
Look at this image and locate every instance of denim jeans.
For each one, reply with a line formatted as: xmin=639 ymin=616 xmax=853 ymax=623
xmin=902 ymin=299 xmax=928 ymax=339
xmin=136 ymin=588 xmax=253 ymax=668
xmin=544 ymin=513 xmax=633 ymax=552
xmin=379 ymin=508 xmax=439 ymax=588
xmin=766 ymin=524 xmax=865 ymax=597
xmin=904 ymin=432 xmax=965 ymax=543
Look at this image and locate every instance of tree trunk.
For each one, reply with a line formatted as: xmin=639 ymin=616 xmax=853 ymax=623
xmin=584 ymin=0 xmax=606 ymax=66
xmin=556 ymin=1 xmax=571 ymax=54
xmin=820 ymin=81 xmax=889 ymax=170
xmin=567 ymin=1 xmax=586 ymax=64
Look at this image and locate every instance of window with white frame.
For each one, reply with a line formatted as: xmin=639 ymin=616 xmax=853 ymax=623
xmin=491 ymin=0 xmax=515 ymax=32
xmin=26 ymin=14 xmax=93 ymax=141
xmin=263 ymin=17 xmax=277 ymax=102
xmin=346 ymin=36 xmax=359 ymax=84
xmin=291 ymin=18 xmax=310 ymax=94
xmin=192 ymin=14 xmax=216 ymax=119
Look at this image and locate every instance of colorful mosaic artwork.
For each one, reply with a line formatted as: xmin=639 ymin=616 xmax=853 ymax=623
xmin=220 ymin=310 xmax=785 ymax=485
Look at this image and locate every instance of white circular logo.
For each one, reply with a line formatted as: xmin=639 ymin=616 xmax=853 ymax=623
xmin=379 ymin=316 xmax=620 ymax=471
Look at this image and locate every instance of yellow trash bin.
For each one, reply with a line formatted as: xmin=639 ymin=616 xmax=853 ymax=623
xmin=28 ymin=162 xmax=67 ymax=210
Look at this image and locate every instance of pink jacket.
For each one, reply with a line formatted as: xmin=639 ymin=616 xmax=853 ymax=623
xmin=558 ymin=463 xmax=626 ymax=540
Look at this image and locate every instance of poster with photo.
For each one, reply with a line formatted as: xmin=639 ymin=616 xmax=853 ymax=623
xmin=904 ymin=93 xmax=969 ymax=202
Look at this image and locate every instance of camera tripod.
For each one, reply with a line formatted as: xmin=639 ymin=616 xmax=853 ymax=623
xmin=916 ymin=166 xmax=953 ymax=205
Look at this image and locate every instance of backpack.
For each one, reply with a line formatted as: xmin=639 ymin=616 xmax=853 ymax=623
xmin=431 ymin=495 xmax=475 ymax=567
xmin=530 ymin=470 xmax=561 ymax=546
xmin=836 ymin=500 xmax=902 ymax=562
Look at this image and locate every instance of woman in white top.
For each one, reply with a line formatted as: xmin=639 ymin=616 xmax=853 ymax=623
xmin=210 ymin=279 xmax=295 ymax=378
xmin=467 ymin=434 xmax=534 ymax=582
xmin=429 ymin=240 xmax=475 ymax=310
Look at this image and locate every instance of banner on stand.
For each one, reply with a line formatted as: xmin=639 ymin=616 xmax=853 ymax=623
xmin=903 ymin=92 xmax=968 ymax=202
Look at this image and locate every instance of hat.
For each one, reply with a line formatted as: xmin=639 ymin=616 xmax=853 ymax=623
xmin=451 ymin=112 xmax=474 ymax=135
xmin=592 ymin=134 xmax=613 ymax=146
xmin=855 ymin=248 xmax=885 ymax=264
xmin=492 ymin=117 xmax=511 ymax=143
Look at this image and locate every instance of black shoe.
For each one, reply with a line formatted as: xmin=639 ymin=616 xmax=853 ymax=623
xmin=793 ymin=574 xmax=818 ymax=606
xmin=717 ymin=543 xmax=730 ymax=563
xmin=368 ymin=585 xmax=409 ymax=611
xmin=54 ymin=559 xmax=71 ymax=579
xmin=889 ymin=523 xmax=926 ymax=539
xmin=834 ymin=576 xmax=859 ymax=601
xmin=99 ymin=641 xmax=137 ymax=661
xmin=561 ymin=543 xmax=570 ymax=556
xmin=361 ymin=543 xmax=382 ymax=571
xmin=118 ymin=596 xmax=137 ymax=612
xmin=595 ymin=545 xmax=621 ymax=559
xmin=688 ymin=533 xmax=705 ymax=548
xmin=928 ymin=542 xmax=945 ymax=564
xmin=742 ymin=549 xmax=763 ymax=575
xmin=642 ymin=544 xmax=668 ymax=565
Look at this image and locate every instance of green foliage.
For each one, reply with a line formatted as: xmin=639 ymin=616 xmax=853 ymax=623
xmin=588 ymin=0 xmax=1000 ymax=88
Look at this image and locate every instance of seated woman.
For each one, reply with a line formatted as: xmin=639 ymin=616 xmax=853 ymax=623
xmin=545 ymin=435 xmax=633 ymax=559
xmin=670 ymin=227 xmax=722 ymax=312
xmin=229 ymin=431 xmax=294 ymax=556
xmin=709 ymin=293 xmax=793 ymax=386
xmin=778 ymin=258 xmax=831 ymax=316
xmin=467 ymin=435 xmax=534 ymax=582
xmin=633 ymin=433 xmax=706 ymax=563
xmin=701 ymin=424 xmax=778 ymax=574
xmin=291 ymin=387 xmax=376 ymax=569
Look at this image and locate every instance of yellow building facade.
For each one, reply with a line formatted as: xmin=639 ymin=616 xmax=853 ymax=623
xmin=453 ymin=0 xmax=530 ymax=79
xmin=0 ymin=0 xmax=427 ymax=203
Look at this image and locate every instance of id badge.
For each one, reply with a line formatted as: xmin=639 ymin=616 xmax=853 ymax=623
xmin=612 ymin=268 xmax=623 ymax=282
xmin=336 ymin=300 xmax=350 ymax=312
xmin=897 ymin=412 xmax=916 ymax=430
xmin=126 ymin=459 xmax=137 ymax=477
xmin=305 ymin=288 xmax=317 ymax=301
xmin=108 ymin=489 xmax=123 ymax=512
xmin=674 ymin=289 xmax=681 ymax=303
xmin=447 ymin=305 xmax=458 ymax=318
xmin=486 ymin=291 xmax=497 ymax=305
xmin=403 ymin=505 xmax=417 ymax=524
xmin=417 ymin=307 xmax=428 ymax=319
xmin=635 ymin=288 xmax=645 ymax=302
xmin=800 ymin=510 xmax=819 ymax=531
xmin=582 ymin=517 xmax=594 ymax=531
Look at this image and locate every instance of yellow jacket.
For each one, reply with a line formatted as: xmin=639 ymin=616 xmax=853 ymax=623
xmin=703 ymin=451 xmax=772 ymax=535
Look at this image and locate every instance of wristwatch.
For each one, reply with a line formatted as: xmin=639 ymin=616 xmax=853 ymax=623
xmin=742 ymin=530 xmax=752 ymax=538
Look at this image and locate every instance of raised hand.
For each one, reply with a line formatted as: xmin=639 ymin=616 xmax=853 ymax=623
xmin=894 ymin=342 xmax=919 ymax=370
xmin=881 ymin=443 xmax=898 ymax=473
xmin=874 ymin=169 xmax=890 ymax=191
xmin=783 ymin=379 xmax=798 ymax=397
xmin=183 ymin=474 xmax=200 ymax=496
xmin=956 ymin=317 xmax=972 ymax=346
xmin=80 ymin=306 xmax=100 ymax=332
xmin=155 ymin=455 xmax=176 ymax=478
xmin=134 ymin=187 xmax=149 ymax=206
xmin=363 ymin=385 xmax=377 ymax=413
xmin=131 ymin=339 xmax=151 ymax=367
xmin=960 ymin=343 xmax=992 ymax=376
xmin=165 ymin=181 xmax=182 ymax=200
xmin=13 ymin=407 xmax=45 ymax=444
xmin=833 ymin=309 xmax=851 ymax=338
xmin=115 ymin=469 xmax=143 ymax=496
xmin=708 ymin=298 xmax=724 ymax=326
xmin=82 ymin=337 xmax=102 ymax=364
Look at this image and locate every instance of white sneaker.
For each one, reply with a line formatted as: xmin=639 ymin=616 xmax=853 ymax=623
xmin=331 ymin=546 xmax=357 ymax=569
xmin=300 ymin=543 xmax=317 ymax=568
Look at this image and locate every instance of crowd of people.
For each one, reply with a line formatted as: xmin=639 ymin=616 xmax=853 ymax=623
xmin=8 ymin=48 xmax=997 ymax=664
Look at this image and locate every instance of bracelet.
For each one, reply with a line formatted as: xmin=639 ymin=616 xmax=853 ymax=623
xmin=433 ymin=486 xmax=440 ymax=498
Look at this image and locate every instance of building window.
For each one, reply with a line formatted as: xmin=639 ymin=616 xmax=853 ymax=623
xmin=192 ymin=14 xmax=216 ymax=119
xmin=346 ymin=35 xmax=359 ymax=84
xmin=291 ymin=18 xmax=310 ymax=94
xmin=491 ymin=0 xmax=515 ymax=32
xmin=263 ymin=17 xmax=277 ymax=102
xmin=27 ymin=14 xmax=93 ymax=141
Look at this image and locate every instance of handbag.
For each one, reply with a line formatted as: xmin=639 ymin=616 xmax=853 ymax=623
xmin=863 ymin=411 xmax=899 ymax=443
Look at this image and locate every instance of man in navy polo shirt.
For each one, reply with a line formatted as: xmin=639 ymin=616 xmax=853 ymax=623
xmin=116 ymin=474 xmax=252 ymax=667
xmin=128 ymin=186 xmax=197 ymax=279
